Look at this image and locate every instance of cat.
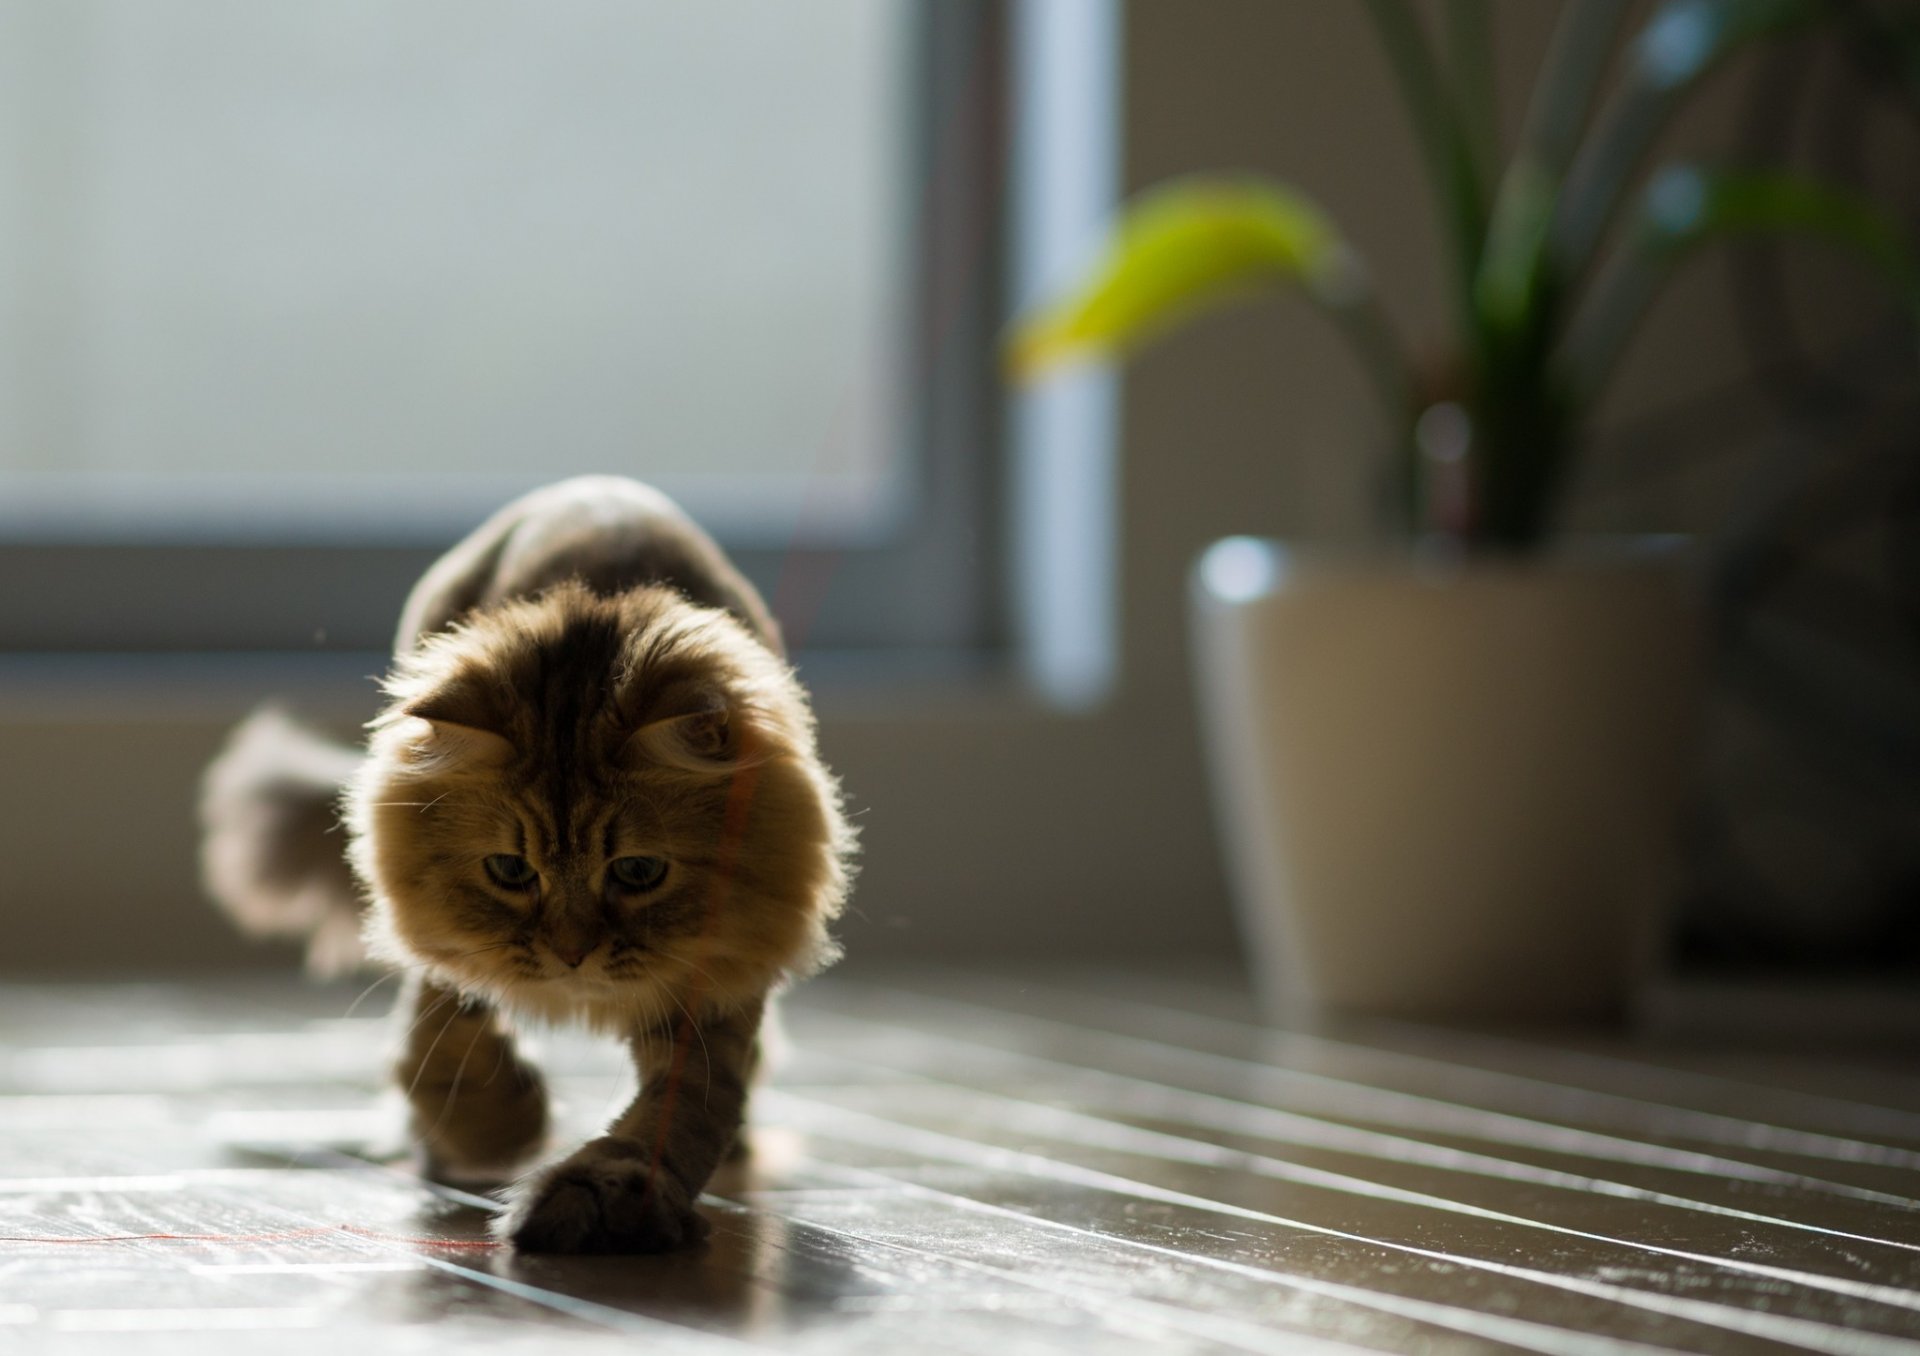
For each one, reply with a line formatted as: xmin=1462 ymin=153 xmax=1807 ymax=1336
xmin=199 ymin=475 xmax=855 ymax=1253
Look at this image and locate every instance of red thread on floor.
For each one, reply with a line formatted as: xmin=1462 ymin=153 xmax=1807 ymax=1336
xmin=0 ymin=1224 xmax=501 ymax=1249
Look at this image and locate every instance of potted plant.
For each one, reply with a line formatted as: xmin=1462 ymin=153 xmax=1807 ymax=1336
xmin=1012 ymin=0 xmax=1919 ymax=1021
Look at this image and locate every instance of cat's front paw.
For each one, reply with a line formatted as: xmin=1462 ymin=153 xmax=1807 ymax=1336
xmin=500 ymin=1138 xmax=709 ymax=1254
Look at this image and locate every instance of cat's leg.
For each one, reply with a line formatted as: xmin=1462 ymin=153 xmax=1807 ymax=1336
xmin=721 ymin=1000 xmax=771 ymax=1163
xmin=394 ymin=972 xmax=549 ymax=1183
xmin=501 ymin=995 xmax=763 ymax=1253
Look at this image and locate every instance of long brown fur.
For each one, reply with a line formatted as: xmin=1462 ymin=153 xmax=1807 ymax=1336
xmin=199 ymin=706 xmax=367 ymax=975
xmin=200 ymin=476 xmax=854 ymax=1253
xmin=349 ymin=578 xmax=850 ymax=1029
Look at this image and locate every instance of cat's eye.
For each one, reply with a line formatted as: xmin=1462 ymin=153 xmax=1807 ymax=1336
xmin=483 ymin=854 xmax=538 ymax=889
xmin=608 ymin=856 xmax=669 ymax=892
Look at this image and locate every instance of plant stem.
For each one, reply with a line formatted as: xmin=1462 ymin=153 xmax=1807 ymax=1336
xmin=1445 ymin=0 xmax=1500 ymax=189
xmin=1470 ymin=352 xmax=1574 ymax=551
xmin=1560 ymin=238 xmax=1658 ymax=403
xmin=1319 ymin=290 xmax=1415 ymax=425
xmin=1362 ymin=0 xmax=1487 ymax=325
xmin=1327 ymin=293 xmax=1421 ymax=540
xmin=1463 ymin=1 xmax=1627 ymax=549
xmin=1551 ymin=70 xmax=1674 ymax=290
xmin=1517 ymin=0 xmax=1631 ymax=177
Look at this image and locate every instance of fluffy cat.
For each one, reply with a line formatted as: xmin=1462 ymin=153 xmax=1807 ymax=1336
xmin=200 ymin=475 xmax=855 ymax=1253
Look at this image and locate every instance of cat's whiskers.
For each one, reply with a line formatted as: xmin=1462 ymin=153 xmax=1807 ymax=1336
xmin=403 ymin=993 xmax=469 ymax=1102
xmin=602 ymin=937 xmax=648 ymax=981
xmin=419 ymin=942 xmax=514 ymax=992
xmin=635 ymin=988 xmax=670 ymax=1061
xmin=661 ymin=984 xmax=712 ymax=1104
xmin=341 ymin=969 xmax=399 ymax=1021
xmin=438 ymin=940 xmax=521 ymax=966
xmin=484 ymin=1026 xmax=513 ymax=1088
xmin=398 ymin=993 xmax=457 ymax=1055
xmin=419 ymin=1015 xmax=493 ymax=1147
xmin=669 ymin=954 xmax=726 ymax=993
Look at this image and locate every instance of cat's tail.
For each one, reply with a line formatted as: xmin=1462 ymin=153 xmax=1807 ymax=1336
xmin=199 ymin=705 xmax=368 ymax=976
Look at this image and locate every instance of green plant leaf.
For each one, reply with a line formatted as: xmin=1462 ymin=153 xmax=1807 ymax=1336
xmin=1006 ymin=178 xmax=1352 ymax=381
xmin=1642 ymin=166 xmax=1920 ymax=301
xmin=1554 ymin=0 xmax=1824 ymax=284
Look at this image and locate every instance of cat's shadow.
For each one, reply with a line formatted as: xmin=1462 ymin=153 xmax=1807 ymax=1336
xmin=397 ymin=1134 xmax=850 ymax=1334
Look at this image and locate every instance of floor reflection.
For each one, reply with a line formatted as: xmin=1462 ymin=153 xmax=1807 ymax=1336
xmin=497 ymin=1205 xmax=794 ymax=1332
xmin=369 ymin=1132 xmax=828 ymax=1338
xmin=11 ymin=972 xmax=1919 ymax=1353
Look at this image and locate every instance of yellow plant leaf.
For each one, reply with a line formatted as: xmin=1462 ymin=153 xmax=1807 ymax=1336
xmin=1008 ymin=177 xmax=1350 ymax=381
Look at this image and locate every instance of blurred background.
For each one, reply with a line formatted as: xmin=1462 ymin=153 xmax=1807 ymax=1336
xmin=1 ymin=0 xmax=1915 ymax=986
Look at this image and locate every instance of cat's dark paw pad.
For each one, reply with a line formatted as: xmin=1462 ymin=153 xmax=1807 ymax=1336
xmin=500 ymin=1141 xmax=708 ymax=1255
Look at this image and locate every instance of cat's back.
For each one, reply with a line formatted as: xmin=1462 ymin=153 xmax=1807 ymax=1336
xmin=396 ymin=476 xmax=780 ymax=655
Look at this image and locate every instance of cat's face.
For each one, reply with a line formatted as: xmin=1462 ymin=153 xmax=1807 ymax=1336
xmin=347 ymin=584 xmax=848 ymax=1027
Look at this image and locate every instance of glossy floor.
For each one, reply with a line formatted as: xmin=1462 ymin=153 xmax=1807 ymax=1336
xmin=2 ymin=967 xmax=1918 ymax=1353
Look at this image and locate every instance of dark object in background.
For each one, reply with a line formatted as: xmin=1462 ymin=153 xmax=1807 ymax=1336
xmin=1604 ymin=12 xmax=1920 ymax=976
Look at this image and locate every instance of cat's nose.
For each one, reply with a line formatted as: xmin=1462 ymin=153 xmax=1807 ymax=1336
xmin=551 ymin=942 xmax=594 ymax=968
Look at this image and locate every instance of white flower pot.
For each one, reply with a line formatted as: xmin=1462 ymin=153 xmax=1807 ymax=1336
xmin=1190 ymin=538 xmax=1702 ymax=1022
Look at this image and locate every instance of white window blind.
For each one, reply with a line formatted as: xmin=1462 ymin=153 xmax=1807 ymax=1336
xmin=0 ymin=0 xmax=906 ymax=542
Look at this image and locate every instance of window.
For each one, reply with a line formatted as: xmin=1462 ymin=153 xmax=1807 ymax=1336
xmin=0 ymin=1 xmax=1012 ymax=658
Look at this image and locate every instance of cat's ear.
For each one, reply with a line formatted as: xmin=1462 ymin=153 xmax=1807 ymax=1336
xmin=624 ymin=685 xmax=755 ymax=773
xmin=398 ymin=675 xmax=515 ymax=766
